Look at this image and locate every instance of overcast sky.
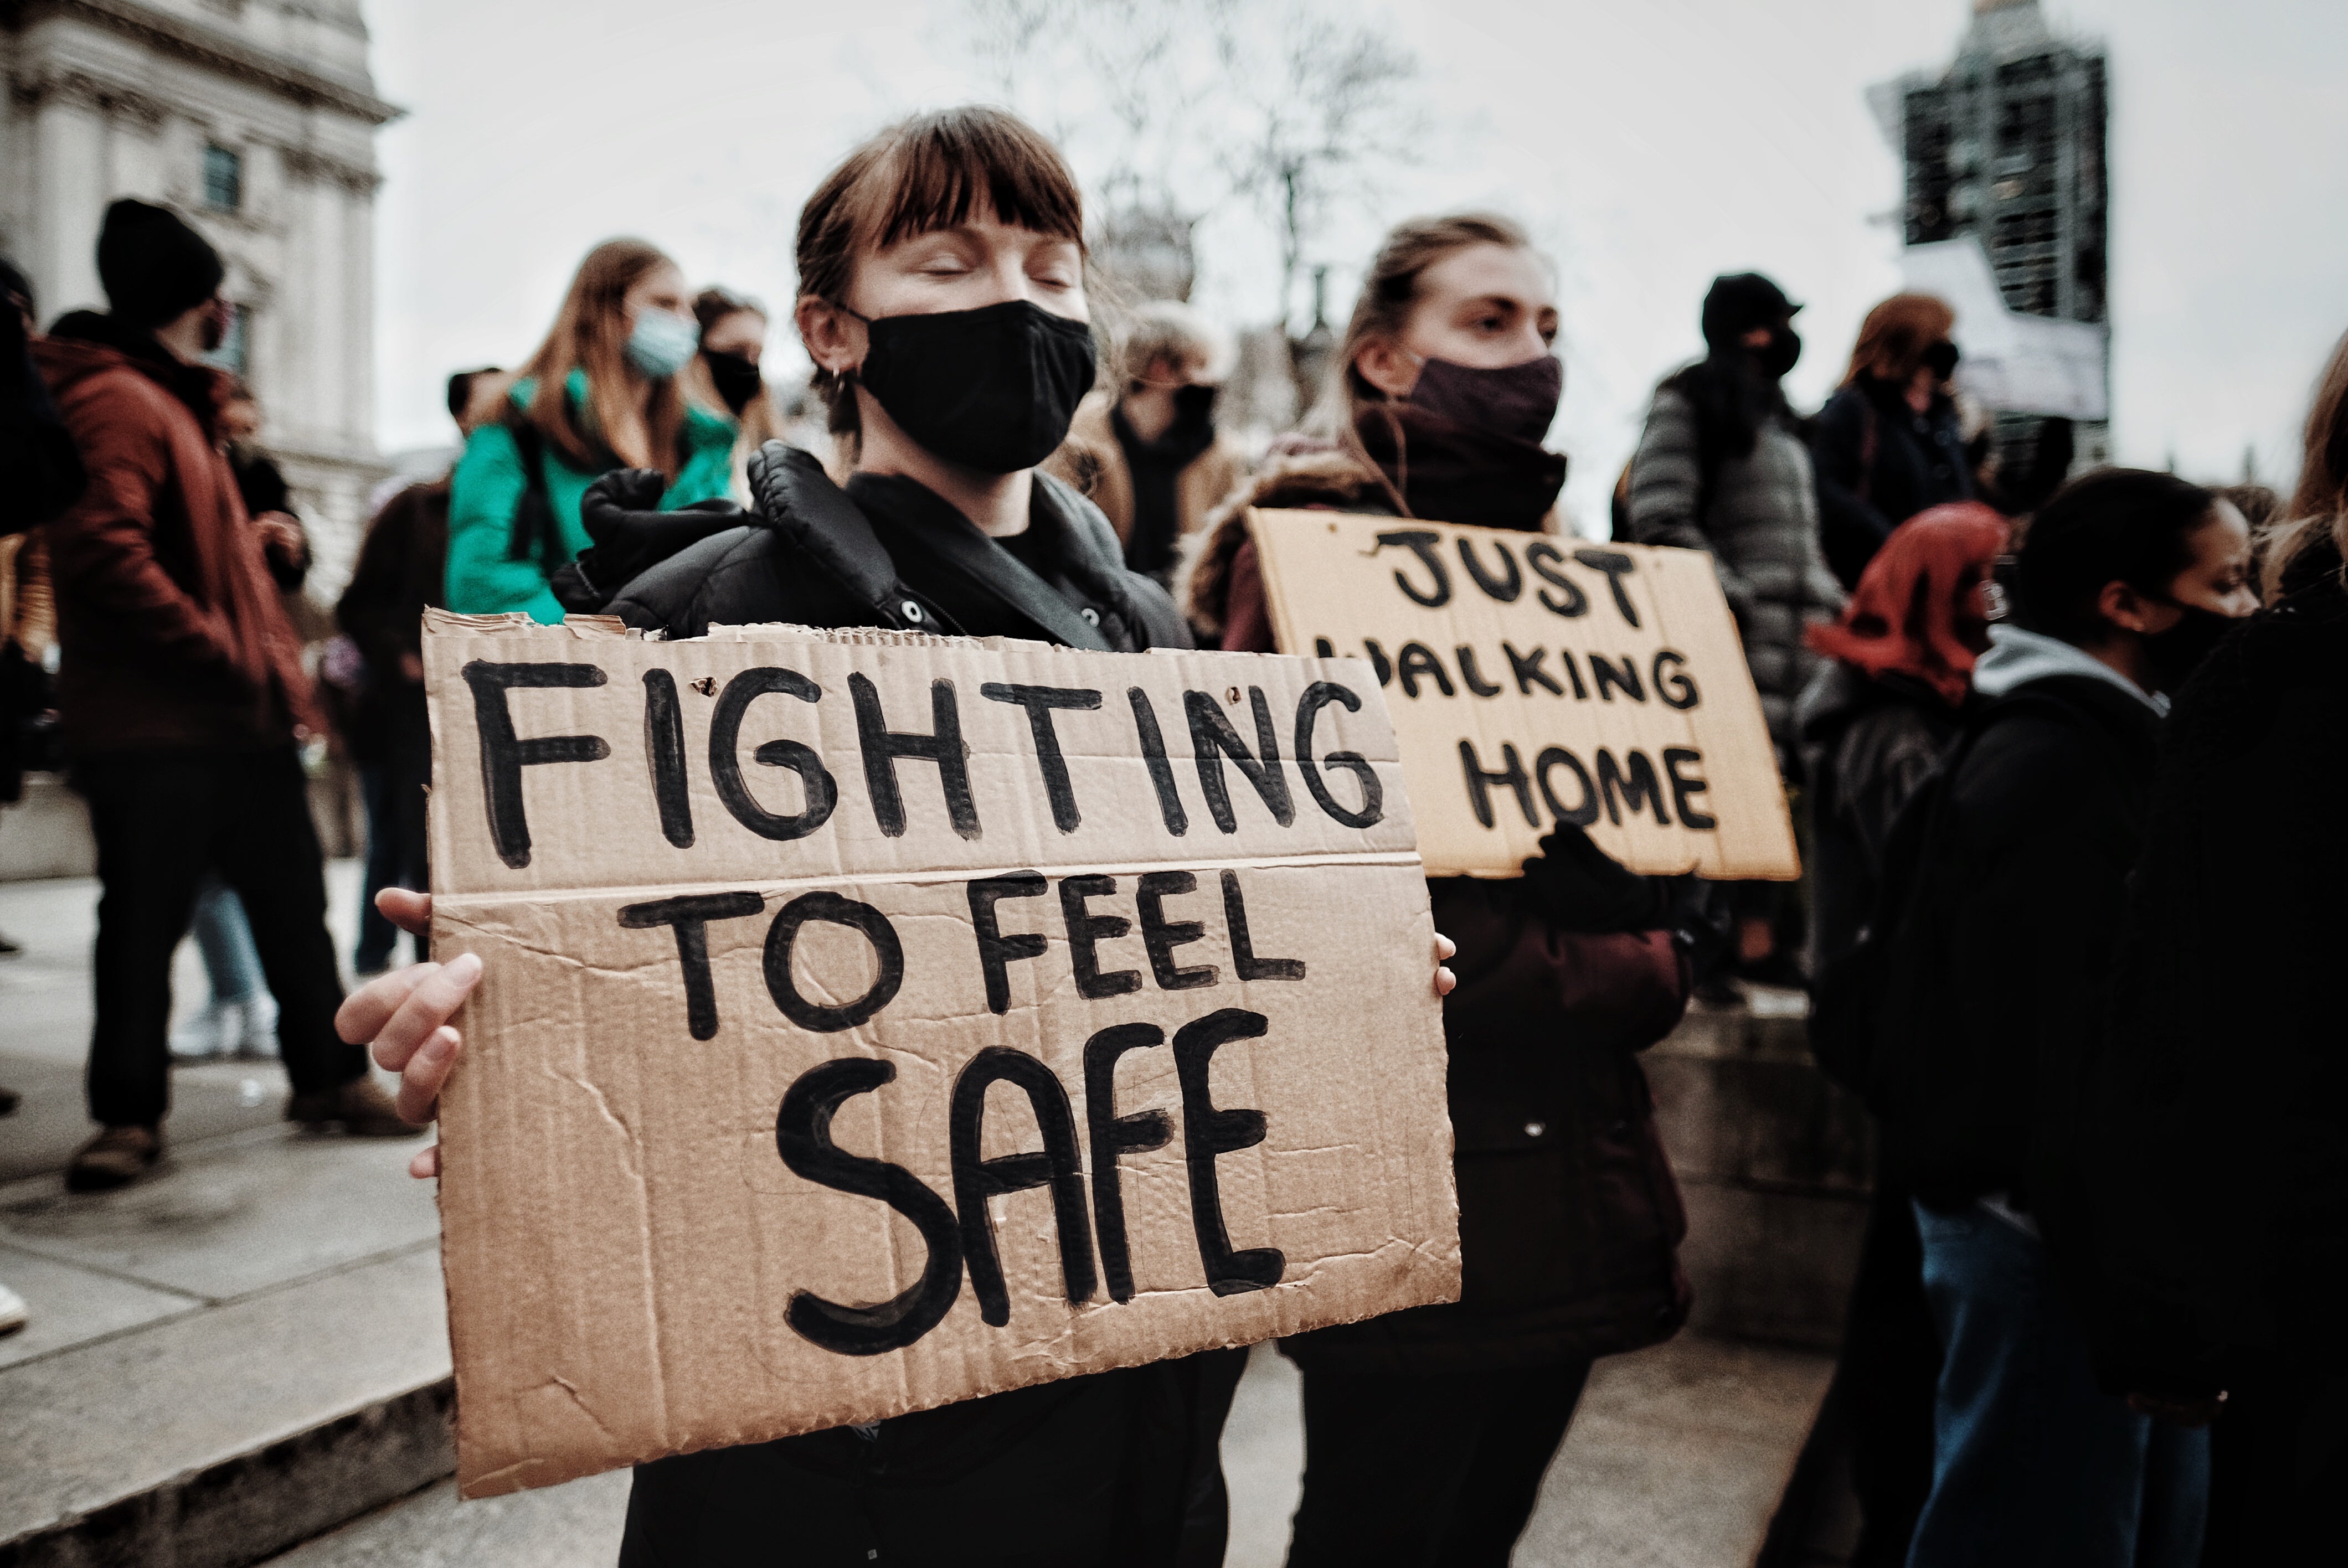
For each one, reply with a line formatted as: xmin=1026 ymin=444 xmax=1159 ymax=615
xmin=365 ymin=0 xmax=2348 ymax=529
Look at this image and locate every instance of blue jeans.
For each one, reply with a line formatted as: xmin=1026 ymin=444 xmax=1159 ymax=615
xmin=1908 ymin=1201 xmax=2207 ymax=1568
xmin=189 ymin=875 xmax=266 ymax=1005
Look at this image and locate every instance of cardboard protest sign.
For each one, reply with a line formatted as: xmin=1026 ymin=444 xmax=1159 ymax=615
xmin=1248 ymin=510 xmax=1799 ymax=880
xmin=421 ymin=611 xmax=1458 ymax=1497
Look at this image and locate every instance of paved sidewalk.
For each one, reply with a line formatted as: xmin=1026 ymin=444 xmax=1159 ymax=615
xmin=1 ymin=868 xmax=1832 ymax=1566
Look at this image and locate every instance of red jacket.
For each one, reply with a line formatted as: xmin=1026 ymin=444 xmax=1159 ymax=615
xmin=35 ymin=316 xmax=316 ymax=756
xmin=1204 ymin=449 xmax=1695 ymax=1372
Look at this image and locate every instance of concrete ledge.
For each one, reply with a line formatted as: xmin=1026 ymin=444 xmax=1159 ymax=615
xmin=0 ymin=1247 xmax=455 ymax=1568
xmin=1648 ymin=993 xmax=1871 ymax=1353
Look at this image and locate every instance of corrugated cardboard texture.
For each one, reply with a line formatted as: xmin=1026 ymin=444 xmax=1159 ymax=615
xmin=423 ymin=614 xmax=1459 ymax=1497
xmin=1248 ymin=510 xmax=1801 ymax=880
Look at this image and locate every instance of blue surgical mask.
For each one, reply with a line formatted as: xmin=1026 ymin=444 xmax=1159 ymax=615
xmin=624 ymin=308 xmax=700 ymax=380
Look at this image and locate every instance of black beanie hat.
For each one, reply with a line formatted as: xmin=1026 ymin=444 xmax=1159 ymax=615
xmin=1701 ymin=272 xmax=1800 ymax=351
xmin=97 ymin=199 xmax=224 ymax=328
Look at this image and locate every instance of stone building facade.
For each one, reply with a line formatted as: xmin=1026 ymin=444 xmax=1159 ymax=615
xmin=0 ymin=0 xmax=398 ymax=594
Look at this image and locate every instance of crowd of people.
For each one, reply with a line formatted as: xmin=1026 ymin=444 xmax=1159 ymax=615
xmin=1 ymin=99 xmax=2342 ymax=1566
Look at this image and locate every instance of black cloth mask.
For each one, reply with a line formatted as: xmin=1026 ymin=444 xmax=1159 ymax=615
xmin=2144 ymin=604 xmax=2240 ymax=694
xmin=702 ymin=348 xmax=764 ymax=416
xmin=852 ymin=299 xmax=1097 ymax=474
xmin=1923 ymin=339 xmax=1961 ymax=380
xmin=1172 ymin=381 xmax=1218 ymax=425
xmin=1404 ymin=353 xmax=1563 ymax=445
xmin=1758 ymin=325 xmax=1802 ymax=380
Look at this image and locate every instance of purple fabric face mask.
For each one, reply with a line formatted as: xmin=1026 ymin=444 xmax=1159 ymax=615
xmin=1403 ymin=353 xmax=1564 ymax=445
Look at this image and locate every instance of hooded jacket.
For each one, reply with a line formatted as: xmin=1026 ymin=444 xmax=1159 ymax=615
xmin=1868 ymin=625 xmax=2164 ymax=1215
xmin=444 ymin=370 xmax=737 ymax=623
xmin=1194 ymin=447 xmax=1695 ymax=1375
xmin=34 ymin=313 xmax=316 ymax=756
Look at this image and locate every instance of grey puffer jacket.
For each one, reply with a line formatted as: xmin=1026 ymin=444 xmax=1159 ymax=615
xmin=1625 ymin=385 xmax=1845 ymax=764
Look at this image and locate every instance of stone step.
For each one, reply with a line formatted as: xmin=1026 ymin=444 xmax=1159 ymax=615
xmin=0 ymin=1247 xmax=455 ymax=1567
xmin=0 ymin=1120 xmax=454 ymax=1568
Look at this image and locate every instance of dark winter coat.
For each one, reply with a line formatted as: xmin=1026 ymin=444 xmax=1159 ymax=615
xmin=1795 ymin=663 xmax=1968 ymax=970
xmin=1811 ymin=378 xmax=1974 ymax=592
xmin=33 ymin=313 xmax=317 ymax=756
xmin=601 ymin=443 xmax=1187 ymax=651
xmin=2078 ymin=543 xmax=2348 ymax=1397
xmin=581 ymin=442 xmax=1217 ymax=1568
xmin=1867 ymin=646 xmax=2162 ymax=1214
xmin=1196 ymin=449 xmax=1696 ymax=1374
xmin=1625 ymin=384 xmax=1844 ymax=764
xmin=335 ymin=477 xmax=447 ymax=767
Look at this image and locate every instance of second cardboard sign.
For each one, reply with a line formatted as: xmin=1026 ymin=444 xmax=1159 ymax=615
xmin=1248 ymin=510 xmax=1800 ymax=880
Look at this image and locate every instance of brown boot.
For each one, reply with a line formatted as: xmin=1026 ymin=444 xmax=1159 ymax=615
xmin=66 ymin=1125 xmax=163 ymax=1192
xmin=287 ymin=1077 xmax=425 ymax=1137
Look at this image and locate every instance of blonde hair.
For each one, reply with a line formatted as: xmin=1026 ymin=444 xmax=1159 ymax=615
xmin=1119 ymin=300 xmax=1232 ymax=385
xmin=516 ymin=239 xmax=691 ymax=478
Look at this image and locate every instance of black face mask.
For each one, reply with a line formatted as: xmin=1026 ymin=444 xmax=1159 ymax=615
xmin=1758 ymin=325 xmax=1801 ymax=380
xmin=1922 ymin=339 xmax=1961 ymax=380
xmin=2143 ymin=604 xmax=2239 ymax=694
xmin=1404 ymin=354 xmax=1563 ymax=444
xmin=853 ymin=299 xmax=1097 ymax=474
xmin=702 ymin=348 xmax=764 ymax=416
xmin=1172 ymin=381 xmax=1219 ymax=427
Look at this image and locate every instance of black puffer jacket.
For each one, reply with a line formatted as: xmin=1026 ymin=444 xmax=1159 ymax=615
xmin=2081 ymin=539 xmax=2348 ymax=1397
xmin=575 ymin=442 xmax=1187 ymax=653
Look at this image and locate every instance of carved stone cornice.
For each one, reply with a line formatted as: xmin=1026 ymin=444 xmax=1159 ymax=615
xmin=0 ymin=0 xmax=403 ymax=125
xmin=281 ymin=143 xmax=380 ymax=195
xmin=11 ymin=63 xmax=171 ymax=126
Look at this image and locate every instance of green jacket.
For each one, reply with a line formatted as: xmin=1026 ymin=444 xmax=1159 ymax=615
xmin=442 ymin=370 xmax=736 ymax=622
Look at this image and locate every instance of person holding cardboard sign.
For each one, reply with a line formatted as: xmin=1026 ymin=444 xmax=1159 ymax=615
xmin=1192 ymin=214 xmax=1697 ymax=1568
xmin=345 ymin=108 xmax=1460 ymax=1567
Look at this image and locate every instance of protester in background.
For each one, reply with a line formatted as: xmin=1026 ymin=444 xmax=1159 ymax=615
xmin=442 ymin=240 xmax=735 ymax=621
xmin=219 ymin=378 xmax=308 ymax=584
xmin=1 ymin=255 xmax=78 ymax=963
xmin=2215 ymin=481 xmax=2281 ymax=600
xmin=686 ymin=286 xmax=782 ymax=493
xmin=1863 ymin=470 xmax=2255 ymax=1567
xmin=338 ymin=106 xmax=1440 ymax=1568
xmin=34 ymin=199 xmax=415 ymax=1190
xmin=1625 ymin=272 xmax=1842 ymax=995
xmin=1972 ymin=414 xmax=2074 ymax=519
xmin=1048 ymin=300 xmax=1242 ymax=586
xmin=2079 ymin=329 xmax=2348 ymax=1563
xmin=1192 ymin=212 xmax=1695 ymax=1568
xmin=1 ymin=251 xmax=86 ymax=1335
xmin=1762 ymin=503 xmax=2007 ymax=1567
xmin=1811 ymin=293 xmax=1974 ymax=591
xmin=336 ymin=369 xmax=496 ymax=974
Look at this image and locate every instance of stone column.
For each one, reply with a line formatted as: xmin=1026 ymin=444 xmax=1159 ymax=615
xmin=30 ymin=85 xmax=108 ymax=318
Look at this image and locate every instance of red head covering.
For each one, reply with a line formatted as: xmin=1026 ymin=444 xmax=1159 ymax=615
xmin=1805 ymin=503 xmax=2010 ymax=706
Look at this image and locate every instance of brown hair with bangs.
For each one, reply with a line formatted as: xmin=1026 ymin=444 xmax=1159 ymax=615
xmin=2262 ymin=325 xmax=2348 ymax=597
xmin=1843 ymin=293 xmax=1957 ymax=388
xmin=515 ymin=239 xmax=693 ymax=479
xmin=796 ymin=106 xmax=1087 ymax=439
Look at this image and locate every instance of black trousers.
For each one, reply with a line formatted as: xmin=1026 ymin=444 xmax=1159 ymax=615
xmin=1286 ymin=1359 xmax=1592 ymax=1568
xmin=2200 ymin=1360 xmax=2348 ymax=1565
xmin=619 ymin=1350 xmax=1247 ymax=1568
xmin=353 ymin=700 xmax=430 ymax=969
xmin=76 ymin=747 xmax=362 ymax=1126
